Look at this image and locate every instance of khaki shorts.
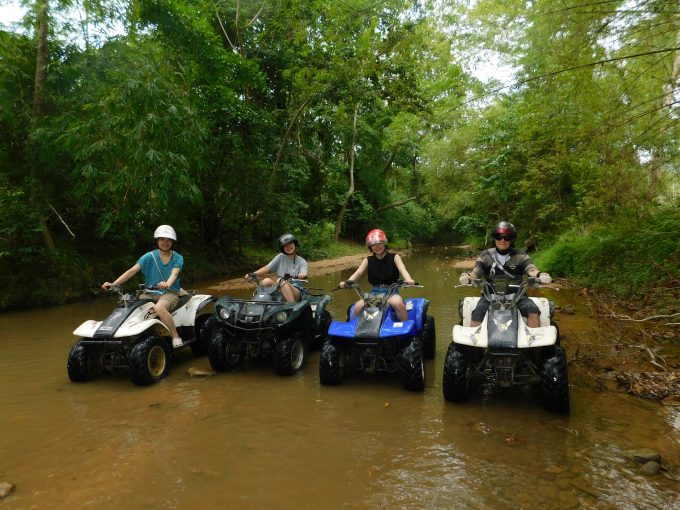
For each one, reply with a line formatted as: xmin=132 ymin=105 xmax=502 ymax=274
xmin=140 ymin=291 xmax=179 ymax=311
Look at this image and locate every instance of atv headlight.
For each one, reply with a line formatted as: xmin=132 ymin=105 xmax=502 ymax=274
xmin=275 ymin=311 xmax=288 ymax=323
xmin=219 ymin=308 xmax=230 ymax=320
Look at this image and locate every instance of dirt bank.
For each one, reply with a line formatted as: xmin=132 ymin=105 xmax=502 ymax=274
xmin=208 ymin=253 xmax=368 ymax=291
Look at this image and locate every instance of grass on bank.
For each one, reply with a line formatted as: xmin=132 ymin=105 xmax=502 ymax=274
xmin=532 ymin=211 xmax=680 ymax=313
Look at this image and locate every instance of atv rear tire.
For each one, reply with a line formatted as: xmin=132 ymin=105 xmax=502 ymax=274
xmin=273 ymin=333 xmax=307 ymax=376
xmin=208 ymin=328 xmax=242 ymax=371
xmin=192 ymin=314 xmax=216 ymax=357
xmin=67 ymin=341 xmax=103 ymax=382
xmin=400 ymin=338 xmax=425 ymax=392
xmin=443 ymin=343 xmax=470 ymax=402
xmin=128 ymin=336 xmax=171 ymax=386
xmin=421 ymin=314 xmax=436 ymax=359
xmin=319 ymin=338 xmax=346 ymax=386
xmin=540 ymin=346 xmax=570 ymax=413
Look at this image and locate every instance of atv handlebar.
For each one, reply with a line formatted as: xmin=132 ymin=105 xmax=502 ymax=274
xmin=337 ymin=280 xmax=422 ymax=299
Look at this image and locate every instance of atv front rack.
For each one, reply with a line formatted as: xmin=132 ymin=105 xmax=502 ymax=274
xmin=217 ymin=299 xmax=284 ymax=332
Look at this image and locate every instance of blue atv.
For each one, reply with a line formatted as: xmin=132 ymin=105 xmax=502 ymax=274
xmin=208 ymin=274 xmax=332 ymax=376
xmin=319 ymin=281 xmax=435 ymax=392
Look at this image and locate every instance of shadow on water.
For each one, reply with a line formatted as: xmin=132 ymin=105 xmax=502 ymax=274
xmin=0 ymin=246 xmax=677 ymax=509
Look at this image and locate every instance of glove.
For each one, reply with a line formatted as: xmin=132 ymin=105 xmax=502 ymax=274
xmin=459 ymin=273 xmax=472 ymax=285
xmin=537 ymin=272 xmax=552 ymax=284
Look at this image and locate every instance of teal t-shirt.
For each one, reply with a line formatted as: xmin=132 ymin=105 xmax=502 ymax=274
xmin=138 ymin=250 xmax=183 ymax=292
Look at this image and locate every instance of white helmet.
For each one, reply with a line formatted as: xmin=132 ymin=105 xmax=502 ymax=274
xmin=153 ymin=225 xmax=177 ymax=241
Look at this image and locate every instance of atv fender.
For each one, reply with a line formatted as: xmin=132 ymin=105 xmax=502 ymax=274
xmin=172 ymin=294 xmax=214 ymax=328
xmin=380 ymin=318 xmax=416 ymax=338
xmin=405 ymin=297 xmax=428 ymax=331
xmin=454 ymin=297 xmax=557 ymax=348
xmin=328 ymin=320 xmax=357 ymax=338
xmin=311 ymin=295 xmax=332 ymax=326
xmin=517 ymin=321 xmax=558 ymax=348
xmin=73 ymin=320 xmax=103 ymax=338
xmin=458 ymin=296 xmax=552 ymax=327
xmin=452 ymin=320 xmax=488 ymax=348
xmin=115 ymin=318 xmax=168 ymax=338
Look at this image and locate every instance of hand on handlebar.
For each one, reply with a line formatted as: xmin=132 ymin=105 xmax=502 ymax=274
xmin=537 ymin=272 xmax=552 ymax=284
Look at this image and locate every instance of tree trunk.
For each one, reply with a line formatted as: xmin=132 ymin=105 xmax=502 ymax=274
xmin=334 ymin=102 xmax=359 ymax=241
xmin=31 ymin=0 xmax=55 ymax=250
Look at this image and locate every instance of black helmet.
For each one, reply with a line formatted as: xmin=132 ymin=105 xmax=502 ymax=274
xmin=278 ymin=233 xmax=299 ymax=252
xmin=493 ymin=221 xmax=517 ymax=241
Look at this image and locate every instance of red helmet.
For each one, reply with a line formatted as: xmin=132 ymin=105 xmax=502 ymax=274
xmin=365 ymin=229 xmax=388 ymax=249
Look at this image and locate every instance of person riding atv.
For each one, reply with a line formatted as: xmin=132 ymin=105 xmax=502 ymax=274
xmin=320 ymin=280 xmax=433 ymax=391
xmin=102 ymin=225 xmax=187 ymax=347
xmin=244 ymin=233 xmax=308 ymax=303
xmin=208 ymin=272 xmax=332 ymax=376
xmin=68 ymin=284 xmax=215 ymax=386
xmin=446 ymin=222 xmax=568 ymax=413
xmin=458 ymin=221 xmax=552 ymax=327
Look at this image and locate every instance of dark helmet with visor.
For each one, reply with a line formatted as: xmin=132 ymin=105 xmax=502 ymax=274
xmin=279 ymin=233 xmax=299 ymax=252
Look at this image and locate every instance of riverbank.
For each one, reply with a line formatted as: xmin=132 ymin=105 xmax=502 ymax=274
xmin=208 ymin=253 xmax=369 ymax=291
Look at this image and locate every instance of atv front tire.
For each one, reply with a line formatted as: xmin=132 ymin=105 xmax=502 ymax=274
xmin=67 ymin=341 xmax=103 ymax=382
xmin=208 ymin=328 xmax=243 ymax=371
xmin=443 ymin=343 xmax=470 ymax=402
xmin=319 ymin=338 xmax=346 ymax=386
xmin=273 ymin=333 xmax=307 ymax=376
xmin=400 ymin=338 xmax=425 ymax=392
xmin=128 ymin=336 xmax=171 ymax=386
xmin=421 ymin=314 xmax=436 ymax=359
xmin=540 ymin=346 xmax=570 ymax=413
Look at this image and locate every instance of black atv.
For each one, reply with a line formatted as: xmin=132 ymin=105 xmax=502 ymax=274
xmin=207 ymin=274 xmax=332 ymax=376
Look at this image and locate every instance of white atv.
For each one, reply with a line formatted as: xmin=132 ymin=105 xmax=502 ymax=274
xmin=67 ymin=285 xmax=215 ymax=386
xmin=443 ymin=275 xmax=569 ymax=413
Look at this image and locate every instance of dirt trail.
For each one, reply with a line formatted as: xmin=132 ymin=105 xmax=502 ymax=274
xmin=208 ymin=253 xmax=368 ymax=291
xmin=208 ymin=248 xmax=477 ymax=291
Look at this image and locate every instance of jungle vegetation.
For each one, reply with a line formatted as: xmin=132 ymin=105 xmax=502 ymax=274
xmin=0 ymin=0 xmax=679 ymax=310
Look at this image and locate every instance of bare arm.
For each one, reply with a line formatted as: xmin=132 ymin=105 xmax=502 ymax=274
xmin=394 ymin=254 xmax=414 ymax=284
xmin=245 ymin=264 xmax=271 ymax=279
xmin=340 ymin=258 xmax=368 ymax=288
xmin=102 ymin=263 xmax=141 ymax=290
xmin=158 ymin=267 xmax=181 ymax=289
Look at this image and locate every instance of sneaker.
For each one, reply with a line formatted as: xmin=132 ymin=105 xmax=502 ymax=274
xmin=172 ymin=337 xmax=183 ymax=348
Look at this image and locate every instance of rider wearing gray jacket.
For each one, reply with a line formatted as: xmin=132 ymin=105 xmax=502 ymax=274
xmin=459 ymin=221 xmax=552 ymax=328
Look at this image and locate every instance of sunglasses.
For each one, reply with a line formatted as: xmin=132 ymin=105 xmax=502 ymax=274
xmin=493 ymin=234 xmax=514 ymax=241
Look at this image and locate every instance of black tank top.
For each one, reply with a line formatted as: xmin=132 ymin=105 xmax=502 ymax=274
xmin=367 ymin=252 xmax=399 ymax=286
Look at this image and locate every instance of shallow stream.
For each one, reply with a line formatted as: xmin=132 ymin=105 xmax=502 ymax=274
xmin=0 ymin=247 xmax=678 ymax=509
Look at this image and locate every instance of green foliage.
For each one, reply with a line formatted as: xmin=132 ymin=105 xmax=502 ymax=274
xmin=54 ymin=38 xmax=208 ymax=238
xmin=2 ymin=0 xmax=679 ymax=310
xmin=536 ymin=204 xmax=680 ymax=298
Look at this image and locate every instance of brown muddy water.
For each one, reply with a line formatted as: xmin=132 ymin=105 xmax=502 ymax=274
xmin=0 ymin=247 xmax=678 ymax=509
